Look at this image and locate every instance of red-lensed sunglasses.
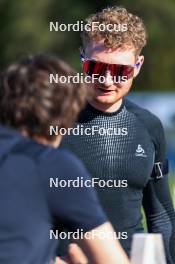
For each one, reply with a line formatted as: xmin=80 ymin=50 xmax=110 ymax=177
xmin=80 ymin=50 xmax=140 ymax=80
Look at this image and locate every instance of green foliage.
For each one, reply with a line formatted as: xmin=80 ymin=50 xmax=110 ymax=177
xmin=169 ymin=174 xmax=175 ymax=207
xmin=0 ymin=0 xmax=175 ymax=90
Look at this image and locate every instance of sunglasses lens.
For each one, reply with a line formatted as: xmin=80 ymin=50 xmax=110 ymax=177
xmin=82 ymin=60 xmax=134 ymax=79
xmin=109 ymin=64 xmax=134 ymax=79
xmin=122 ymin=65 xmax=134 ymax=79
xmin=82 ymin=60 xmax=107 ymax=76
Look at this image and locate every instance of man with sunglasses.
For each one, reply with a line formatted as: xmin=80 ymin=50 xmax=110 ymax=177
xmin=62 ymin=6 xmax=175 ymax=263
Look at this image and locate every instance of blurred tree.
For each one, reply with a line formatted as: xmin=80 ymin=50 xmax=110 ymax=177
xmin=115 ymin=0 xmax=175 ymax=90
xmin=0 ymin=0 xmax=51 ymax=66
xmin=0 ymin=0 xmax=175 ymax=90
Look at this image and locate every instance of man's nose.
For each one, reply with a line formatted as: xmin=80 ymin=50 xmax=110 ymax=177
xmin=103 ymin=71 xmax=114 ymax=87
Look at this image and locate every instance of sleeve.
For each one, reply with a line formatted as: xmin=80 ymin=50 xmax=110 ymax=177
xmin=45 ymin=150 xmax=108 ymax=233
xmin=142 ymin=118 xmax=175 ymax=264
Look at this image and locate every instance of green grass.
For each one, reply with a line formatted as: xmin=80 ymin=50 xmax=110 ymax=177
xmin=169 ymin=175 xmax=175 ymax=207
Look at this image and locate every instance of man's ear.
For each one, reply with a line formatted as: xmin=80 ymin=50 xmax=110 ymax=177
xmin=133 ymin=55 xmax=144 ymax=78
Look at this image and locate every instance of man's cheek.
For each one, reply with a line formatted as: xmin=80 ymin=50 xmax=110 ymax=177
xmin=120 ymin=79 xmax=133 ymax=92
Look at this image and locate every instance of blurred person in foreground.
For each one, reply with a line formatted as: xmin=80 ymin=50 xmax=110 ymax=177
xmin=61 ymin=6 xmax=175 ymax=264
xmin=0 ymin=54 xmax=130 ymax=264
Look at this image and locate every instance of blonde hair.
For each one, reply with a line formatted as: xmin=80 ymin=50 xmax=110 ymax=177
xmin=82 ymin=6 xmax=147 ymax=55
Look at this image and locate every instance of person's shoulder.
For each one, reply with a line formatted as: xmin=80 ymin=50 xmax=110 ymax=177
xmin=125 ymin=98 xmax=166 ymax=159
xmin=40 ymin=146 xmax=90 ymax=180
xmin=20 ymin=139 xmax=87 ymax=177
xmin=125 ymin=98 xmax=164 ymax=133
xmin=44 ymin=147 xmax=85 ymax=168
xmin=125 ymin=98 xmax=159 ymax=122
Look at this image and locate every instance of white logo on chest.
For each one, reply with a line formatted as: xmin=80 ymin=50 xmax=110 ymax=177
xmin=135 ymin=144 xmax=147 ymax=157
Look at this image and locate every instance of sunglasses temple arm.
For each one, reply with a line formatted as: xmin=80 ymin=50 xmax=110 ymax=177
xmin=79 ymin=48 xmax=85 ymax=61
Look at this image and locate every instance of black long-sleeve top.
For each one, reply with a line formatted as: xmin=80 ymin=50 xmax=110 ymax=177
xmin=61 ymin=98 xmax=175 ymax=263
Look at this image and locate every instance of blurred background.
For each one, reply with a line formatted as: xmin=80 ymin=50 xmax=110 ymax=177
xmin=0 ymin=0 xmax=174 ymax=204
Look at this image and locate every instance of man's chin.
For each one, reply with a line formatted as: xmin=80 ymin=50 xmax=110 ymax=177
xmin=94 ymin=96 xmax=121 ymax=105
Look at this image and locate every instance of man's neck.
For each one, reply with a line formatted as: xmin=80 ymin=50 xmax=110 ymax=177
xmin=88 ymin=98 xmax=123 ymax=113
